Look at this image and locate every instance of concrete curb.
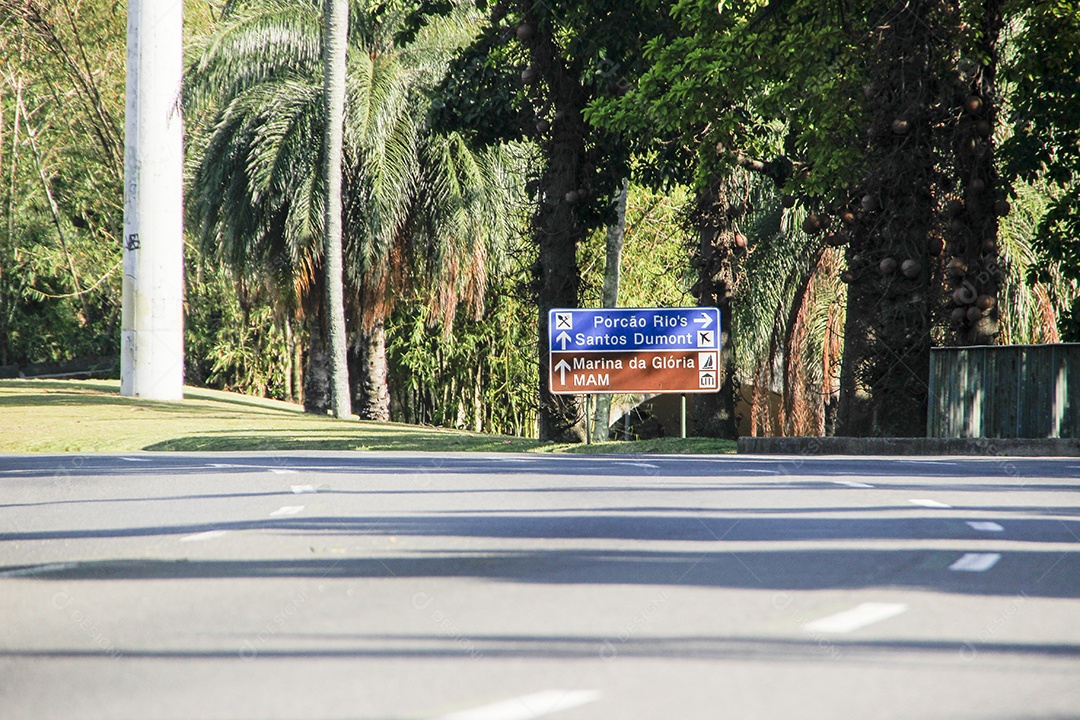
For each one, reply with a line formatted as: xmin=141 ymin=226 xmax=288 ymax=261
xmin=737 ymin=436 xmax=1080 ymax=456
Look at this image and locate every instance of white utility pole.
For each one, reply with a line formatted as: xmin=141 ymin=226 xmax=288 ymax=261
xmin=121 ymin=0 xmax=185 ymax=400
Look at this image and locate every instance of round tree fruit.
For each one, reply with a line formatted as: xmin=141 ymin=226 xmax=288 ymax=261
xmin=516 ymin=23 xmax=535 ymax=41
xmin=803 ymin=215 xmax=822 ymax=233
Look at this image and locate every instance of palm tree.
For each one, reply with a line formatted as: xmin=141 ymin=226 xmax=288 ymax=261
xmin=322 ymin=0 xmax=351 ymax=419
xmin=184 ymin=0 xmax=513 ymax=418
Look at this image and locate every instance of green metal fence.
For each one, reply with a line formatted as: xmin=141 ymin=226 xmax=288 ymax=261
xmin=928 ymin=344 xmax=1079 ymax=438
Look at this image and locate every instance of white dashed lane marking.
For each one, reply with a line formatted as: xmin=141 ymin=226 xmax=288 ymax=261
xmin=802 ymin=603 xmax=909 ymax=634
xmin=833 ymin=480 xmax=874 ymax=488
xmin=431 ymin=690 xmax=601 ymax=720
xmin=291 ymin=485 xmax=316 ymax=494
xmin=949 ymin=553 xmax=1002 ymax=572
xmin=270 ymin=506 xmax=305 ymax=517
xmin=966 ymin=521 xmax=1004 ymax=532
xmin=909 ymin=499 xmax=952 ymax=508
xmin=179 ymin=530 xmax=230 ymax=543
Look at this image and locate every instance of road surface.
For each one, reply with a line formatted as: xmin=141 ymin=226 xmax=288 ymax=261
xmin=1 ymin=452 xmax=1078 ymax=719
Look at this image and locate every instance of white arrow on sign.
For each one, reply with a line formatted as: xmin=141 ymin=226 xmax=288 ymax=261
xmin=554 ymin=359 xmax=571 ymax=385
xmin=694 ymin=312 xmax=713 ymax=329
xmin=556 ymin=331 xmax=572 ymax=350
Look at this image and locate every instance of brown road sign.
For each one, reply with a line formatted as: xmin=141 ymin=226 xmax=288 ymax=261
xmin=549 ymin=350 xmax=719 ymax=395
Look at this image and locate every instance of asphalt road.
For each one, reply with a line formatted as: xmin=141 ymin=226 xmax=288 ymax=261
xmin=1 ymin=452 xmax=1079 ymax=719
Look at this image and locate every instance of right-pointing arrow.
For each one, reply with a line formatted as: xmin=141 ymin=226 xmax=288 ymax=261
xmin=694 ymin=312 xmax=713 ymax=329
xmin=554 ymin=359 xmax=571 ymax=385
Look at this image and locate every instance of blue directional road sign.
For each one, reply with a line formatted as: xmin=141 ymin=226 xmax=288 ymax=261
xmin=548 ymin=307 xmax=722 ymax=395
xmin=549 ymin=307 xmax=720 ymax=353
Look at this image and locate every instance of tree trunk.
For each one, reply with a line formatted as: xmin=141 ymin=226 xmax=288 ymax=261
xmin=524 ymin=6 xmax=587 ymax=442
xmin=292 ymin=319 xmax=304 ymax=404
xmin=591 ymin=177 xmax=628 ymax=442
xmin=321 ymin=0 xmax=352 ymax=419
xmin=350 ymin=318 xmax=391 ymax=421
xmin=837 ymin=0 xmax=937 ymax=437
xmin=689 ymin=180 xmax=738 ymax=439
xmin=283 ymin=315 xmax=293 ymax=401
xmin=304 ymin=307 xmax=331 ymax=414
xmin=944 ymin=0 xmax=1006 ymax=346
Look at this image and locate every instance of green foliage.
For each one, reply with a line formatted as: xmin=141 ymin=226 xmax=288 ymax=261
xmin=585 ymin=0 xmax=867 ymax=197
xmin=1002 ymin=0 xmax=1080 ymax=333
xmin=431 ymin=27 xmax=531 ymax=147
xmin=997 ymin=179 xmax=1080 ymax=344
xmin=732 ymin=174 xmax=844 ymax=431
xmin=0 ymin=0 xmax=126 ymax=366
xmin=185 ymin=252 xmax=295 ymax=400
xmin=577 ymin=183 xmax=694 ymax=309
xmin=387 ymin=263 xmax=538 ymax=436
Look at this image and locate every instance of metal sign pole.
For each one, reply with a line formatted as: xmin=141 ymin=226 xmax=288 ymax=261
xmin=681 ymin=394 xmax=687 ymax=439
xmin=585 ymin=394 xmax=592 ymax=445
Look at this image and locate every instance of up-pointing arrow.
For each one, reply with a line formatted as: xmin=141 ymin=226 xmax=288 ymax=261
xmin=694 ymin=312 xmax=713 ymax=329
xmin=556 ymin=331 xmax=572 ymax=350
xmin=554 ymin=359 xmax=571 ymax=385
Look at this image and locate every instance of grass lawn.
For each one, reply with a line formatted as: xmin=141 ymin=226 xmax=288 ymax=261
xmin=0 ymin=379 xmax=735 ymax=455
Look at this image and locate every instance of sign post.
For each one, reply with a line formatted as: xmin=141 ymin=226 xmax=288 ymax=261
xmin=548 ymin=307 xmax=722 ymax=396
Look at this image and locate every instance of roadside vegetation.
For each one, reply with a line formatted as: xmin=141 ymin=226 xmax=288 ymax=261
xmin=1 ymin=0 xmax=1076 ymax=445
xmin=0 ymin=379 xmax=734 ymax=454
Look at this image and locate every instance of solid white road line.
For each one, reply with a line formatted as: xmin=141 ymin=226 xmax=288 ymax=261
xmin=949 ymin=552 xmax=1002 ymax=572
xmin=431 ymin=690 xmax=601 ymax=720
xmin=909 ymin=499 xmax=952 ymax=508
xmin=966 ymin=521 xmax=1005 ymax=532
xmin=179 ymin=530 xmax=230 ymax=543
xmin=833 ymin=480 xmax=874 ymax=488
xmin=803 ymin=603 xmax=909 ymax=634
xmin=270 ymin=505 xmax=305 ymax=516
xmin=269 ymin=468 xmax=298 ymax=475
